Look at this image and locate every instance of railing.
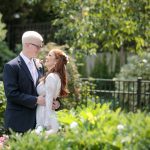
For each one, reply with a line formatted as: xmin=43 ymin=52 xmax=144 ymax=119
xmin=80 ymin=77 xmax=150 ymax=112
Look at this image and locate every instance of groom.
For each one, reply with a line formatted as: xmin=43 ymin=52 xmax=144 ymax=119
xmin=3 ymin=31 xmax=60 ymax=133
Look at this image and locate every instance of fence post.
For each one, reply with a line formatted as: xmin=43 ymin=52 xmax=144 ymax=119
xmin=137 ymin=77 xmax=142 ymax=108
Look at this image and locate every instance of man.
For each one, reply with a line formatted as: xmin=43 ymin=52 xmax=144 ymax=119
xmin=3 ymin=31 xmax=60 ymax=133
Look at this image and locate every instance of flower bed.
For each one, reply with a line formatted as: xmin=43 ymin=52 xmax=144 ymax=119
xmin=0 ymin=135 xmax=9 ymax=149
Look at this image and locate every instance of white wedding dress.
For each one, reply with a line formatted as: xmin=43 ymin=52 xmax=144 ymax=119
xmin=35 ymin=73 xmax=61 ymax=134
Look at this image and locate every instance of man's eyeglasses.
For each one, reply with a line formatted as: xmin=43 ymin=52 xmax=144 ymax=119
xmin=29 ymin=43 xmax=43 ymax=49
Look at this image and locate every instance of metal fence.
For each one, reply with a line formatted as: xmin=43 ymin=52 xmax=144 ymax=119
xmin=7 ymin=22 xmax=53 ymax=50
xmin=80 ymin=77 xmax=150 ymax=112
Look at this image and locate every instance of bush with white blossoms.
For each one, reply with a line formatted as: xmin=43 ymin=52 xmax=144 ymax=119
xmin=114 ymin=52 xmax=150 ymax=111
xmin=115 ymin=52 xmax=150 ymax=80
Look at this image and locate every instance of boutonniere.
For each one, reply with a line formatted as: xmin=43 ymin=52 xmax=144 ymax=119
xmin=34 ymin=58 xmax=43 ymax=70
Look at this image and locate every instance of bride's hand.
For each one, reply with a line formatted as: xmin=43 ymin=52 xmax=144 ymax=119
xmin=52 ymin=100 xmax=60 ymax=110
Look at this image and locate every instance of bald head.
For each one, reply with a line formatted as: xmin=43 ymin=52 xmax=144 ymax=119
xmin=22 ymin=31 xmax=43 ymax=47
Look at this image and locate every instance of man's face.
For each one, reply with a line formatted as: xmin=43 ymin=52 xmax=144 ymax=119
xmin=26 ymin=43 xmax=42 ymax=58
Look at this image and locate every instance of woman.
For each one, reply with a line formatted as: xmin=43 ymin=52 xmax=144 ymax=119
xmin=35 ymin=49 xmax=69 ymax=135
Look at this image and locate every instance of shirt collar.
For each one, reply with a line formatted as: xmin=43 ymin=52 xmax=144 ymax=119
xmin=20 ymin=52 xmax=34 ymax=65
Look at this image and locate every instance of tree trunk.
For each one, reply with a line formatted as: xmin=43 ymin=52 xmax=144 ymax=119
xmin=120 ymin=46 xmax=125 ymax=66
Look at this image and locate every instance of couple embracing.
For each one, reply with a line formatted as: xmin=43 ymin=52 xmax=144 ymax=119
xmin=3 ymin=31 xmax=69 ymax=134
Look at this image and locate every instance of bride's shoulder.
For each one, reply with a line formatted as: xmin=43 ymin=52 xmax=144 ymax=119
xmin=46 ymin=73 xmax=60 ymax=81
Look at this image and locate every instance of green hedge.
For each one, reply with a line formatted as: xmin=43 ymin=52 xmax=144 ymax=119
xmin=0 ymin=82 xmax=6 ymax=135
xmin=7 ymin=102 xmax=150 ymax=150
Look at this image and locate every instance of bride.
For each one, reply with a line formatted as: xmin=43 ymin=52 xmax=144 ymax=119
xmin=35 ymin=48 xmax=69 ymax=135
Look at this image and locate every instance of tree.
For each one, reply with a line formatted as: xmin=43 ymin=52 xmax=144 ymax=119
xmin=0 ymin=13 xmax=15 ymax=79
xmin=0 ymin=14 xmax=6 ymax=41
xmin=0 ymin=0 xmax=55 ymax=24
xmin=50 ymin=0 xmax=149 ymax=58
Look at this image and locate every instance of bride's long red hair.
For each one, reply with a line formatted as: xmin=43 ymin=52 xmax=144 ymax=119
xmin=43 ymin=49 xmax=69 ymax=97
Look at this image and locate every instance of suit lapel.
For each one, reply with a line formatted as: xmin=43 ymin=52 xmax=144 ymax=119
xmin=18 ymin=55 xmax=34 ymax=83
xmin=33 ymin=58 xmax=44 ymax=86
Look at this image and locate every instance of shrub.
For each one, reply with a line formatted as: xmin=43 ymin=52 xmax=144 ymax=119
xmin=0 ymin=13 xmax=16 ymax=80
xmin=0 ymin=82 xmax=6 ymax=135
xmin=114 ymin=52 xmax=150 ymax=111
xmin=7 ymin=102 xmax=150 ymax=150
xmin=0 ymin=42 xmax=16 ymax=79
xmin=115 ymin=52 xmax=150 ymax=80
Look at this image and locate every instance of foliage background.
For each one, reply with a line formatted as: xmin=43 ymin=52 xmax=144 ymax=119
xmin=0 ymin=13 xmax=16 ymax=80
xmin=0 ymin=0 xmax=149 ymax=79
xmin=0 ymin=82 xmax=6 ymax=135
xmin=0 ymin=0 xmax=149 ymax=148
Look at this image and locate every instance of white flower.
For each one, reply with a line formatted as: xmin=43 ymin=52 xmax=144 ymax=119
xmin=142 ymin=59 xmax=147 ymax=63
xmin=35 ymin=58 xmax=43 ymax=69
xmin=35 ymin=126 xmax=43 ymax=135
xmin=66 ymin=55 xmax=69 ymax=63
xmin=70 ymin=121 xmax=78 ymax=129
xmin=62 ymin=52 xmax=69 ymax=64
xmin=117 ymin=124 xmax=124 ymax=130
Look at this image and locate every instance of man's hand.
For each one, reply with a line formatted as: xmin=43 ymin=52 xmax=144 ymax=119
xmin=52 ymin=100 xmax=60 ymax=110
xmin=37 ymin=96 xmax=45 ymax=105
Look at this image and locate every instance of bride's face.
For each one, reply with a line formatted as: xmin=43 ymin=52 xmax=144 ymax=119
xmin=45 ymin=51 xmax=57 ymax=69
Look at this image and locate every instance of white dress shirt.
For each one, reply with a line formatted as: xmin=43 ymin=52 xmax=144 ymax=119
xmin=20 ymin=52 xmax=38 ymax=85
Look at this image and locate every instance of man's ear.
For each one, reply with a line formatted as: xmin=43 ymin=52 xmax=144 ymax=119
xmin=25 ymin=43 xmax=30 ymax=48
